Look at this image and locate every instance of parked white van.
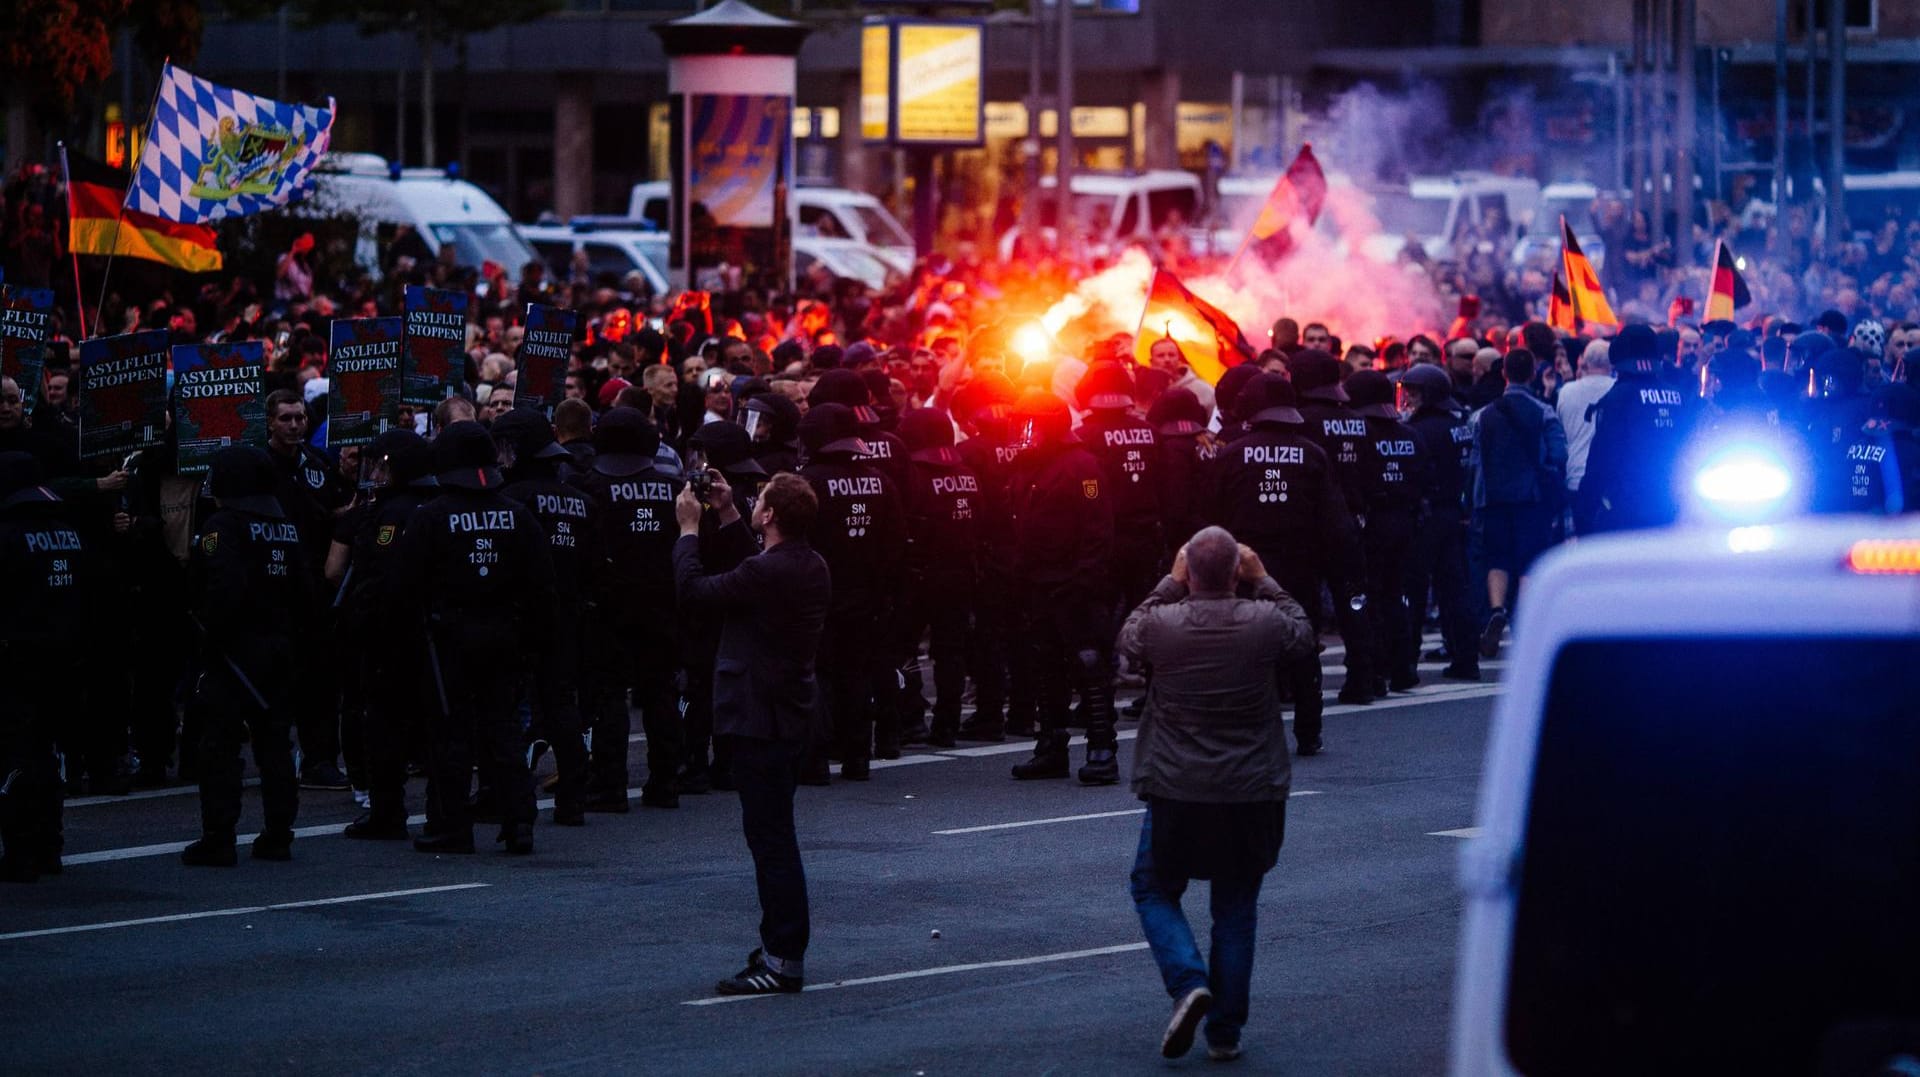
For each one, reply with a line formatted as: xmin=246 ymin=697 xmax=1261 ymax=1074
xmin=307 ymin=153 xmax=538 ymax=277
xmin=1361 ymin=173 xmax=1540 ymax=264
xmin=627 ymin=181 xmax=915 ymax=275
xmin=997 ymin=170 xmax=1203 ymax=259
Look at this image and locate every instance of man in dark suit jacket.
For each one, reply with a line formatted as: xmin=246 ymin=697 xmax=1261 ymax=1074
xmin=673 ymin=469 xmax=831 ymax=996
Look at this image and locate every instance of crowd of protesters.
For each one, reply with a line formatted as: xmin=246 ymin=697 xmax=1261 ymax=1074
xmin=3 ymin=147 xmax=1918 ymax=884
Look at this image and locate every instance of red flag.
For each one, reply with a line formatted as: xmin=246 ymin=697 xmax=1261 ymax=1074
xmin=1704 ymin=239 xmax=1751 ymax=322
xmin=1132 ymin=269 xmax=1256 ymax=386
xmin=1560 ymin=217 xmax=1617 ymax=328
xmin=1249 ymin=143 xmax=1329 ymax=241
xmin=1548 ymin=269 xmax=1577 ymax=332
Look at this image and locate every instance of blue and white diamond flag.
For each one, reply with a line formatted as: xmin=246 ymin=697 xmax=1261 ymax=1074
xmin=127 ymin=63 xmax=335 ymax=225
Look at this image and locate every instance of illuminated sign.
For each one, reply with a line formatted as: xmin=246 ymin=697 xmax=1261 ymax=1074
xmin=861 ymin=23 xmax=891 ymax=141
xmin=862 ymin=18 xmax=985 ymax=148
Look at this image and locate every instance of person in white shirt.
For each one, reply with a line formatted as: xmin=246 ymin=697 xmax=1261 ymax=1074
xmin=1554 ymin=339 xmax=1615 ymax=496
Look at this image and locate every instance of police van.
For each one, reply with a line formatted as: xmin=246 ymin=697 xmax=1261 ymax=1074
xmin=1449 ymin=442 xmax=1920 ymax=1074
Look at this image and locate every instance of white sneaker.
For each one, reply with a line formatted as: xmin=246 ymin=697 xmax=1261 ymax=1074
xmin=353 ymin=788 xmax=371 ymax=810
xmin=1161 ymin=987 xmax=1213 ymax=1059
xmin=1207 ymin=1043 xmax=1242 ymax=1062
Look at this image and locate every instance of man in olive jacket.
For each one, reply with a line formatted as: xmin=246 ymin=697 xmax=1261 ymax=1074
xmin=1116 ymin=526 xmax=1317 ymax=1062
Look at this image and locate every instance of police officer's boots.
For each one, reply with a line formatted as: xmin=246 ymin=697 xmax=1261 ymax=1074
xmin=1010 ymin=737 xmax=1070 ymax=780
xmin=180 ymin=833 xmax=238 ymax=867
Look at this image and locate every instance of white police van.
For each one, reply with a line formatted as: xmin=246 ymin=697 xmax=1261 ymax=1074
xmin=1449 ymin=437 xmax=1920 ymax=1074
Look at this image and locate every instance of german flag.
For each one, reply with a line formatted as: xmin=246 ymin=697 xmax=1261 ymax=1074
xmin=1704 ymin=239 xmax=1751 ymax=323
xmin=1132 ymin=269 xmax=1256 ymax=386
xmin=1547 ymin=269 xmax=1577 ymax=332
xmin=66 ymin=152 xmax=222 ymax=272
xmin=1559 ymin=216 xmax=1616 ymax=328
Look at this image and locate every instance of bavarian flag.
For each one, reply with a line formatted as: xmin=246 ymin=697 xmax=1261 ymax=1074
xmin=1547 ymin=269 xmax=1577 ymax=332
xmin=1132 ymin=269 xmax=1257 ymax=386
xmin=127 ymin=63 xmax=334 ymax=225
xmin=67 ymin=153 xmax=222 ymax=272
xmin=1560 ymin=216 xmax=1617 ymax=328
xmin=1704 ymin=239 xmax=1751 ymax=323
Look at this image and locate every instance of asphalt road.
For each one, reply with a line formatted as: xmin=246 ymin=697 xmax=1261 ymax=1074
xmin=0 ymin=645 xmax=1502 ymax=1075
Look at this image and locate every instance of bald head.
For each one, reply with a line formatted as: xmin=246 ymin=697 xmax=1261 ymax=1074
xmin=1186 ymin=526 xmax=1240 ymax=593
xmin=1473 ymin=348 xmax=1502 ymax=377
xmin=1578 ymin=339 xmax=1612 ymax=375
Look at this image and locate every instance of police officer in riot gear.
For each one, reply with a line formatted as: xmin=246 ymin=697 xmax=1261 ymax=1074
xmin=952 ymin=372 xmax=1024 ymax=741
xmin=798 ymin=403 xmax=905 ymax=781
xmin=401 ymin=422 xmax=555 ymax=854
xmin=681 ymin=419 xmax=769 ymax=791
xmin=1803 ymin=347 xmax=1906 ymax=515
xmin=1147 ymin=387 xmax=1218 ymax=563
xmin=1075 ymin=362 xmax=1167 ymax=621
xmin=1209 ymin=375 xmax=1355 ymax=755
xmin=184 ymin=447 xmax=317 ymax=866
xmin=809 ymin=369 xmax=911 ymax=493
xmin=743 ymin=393 xmax=802 ymax=477
xmin=335 ymin=430 xmax=438 ymax=839
xmin=1396 ymin=364 xmax=1479 ymax=682
xmin=496 ymin=409 xmax=599 ymax=825
xmin=1006 ymin=388 xmax=1121 ymax=784
xmin=1290 ymin=350 xmax=1378 ymax=705
xmin=1345 ymin=370 xmax=1431 ymax=693
xmin=1579 ymin=323 xmax=1699 ymax=534
xmin=572 ymin=407 xmax=685 ymax=810
xmin=896 ymin=407 xmax=981 ymax=748
xmin=0 ymin=453 xmax=86 ymax=880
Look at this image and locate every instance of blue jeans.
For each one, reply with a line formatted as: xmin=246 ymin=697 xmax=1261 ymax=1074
xmin=1129 ymin=807 xmax=1265 ymax=1048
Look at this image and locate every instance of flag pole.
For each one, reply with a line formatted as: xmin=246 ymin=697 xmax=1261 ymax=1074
xmin=95 ymin=59 xmax=170 ymax=338
xmin=56 ymin=142 xmax=88 ymax=339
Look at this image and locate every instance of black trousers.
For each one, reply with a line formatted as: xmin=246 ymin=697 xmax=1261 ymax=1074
xmin=1110 ymin=529 xmax=1166 ymax=638
xmin=1 ymin=651 xmax=66 ymax=865
xmin=818 ymin=613 xmax=881 ymax=765
xmin=900 ymin=574 xmax=971 ymax=737
xmin=1404 ymin=515 xmax=1476 ymax=674
xmin=294 ymin=605 xmax=341 ymax=772
xmin=1275 ymin=567 xmax=1327 ymax=748
xmin=726 ymin=734 xmax=809 ymax=965
xmin=195 ymin=658 xmax=298 ymax=839
xmin=530 ymin=616 xmax=588 ymax=815
xmin=967 ymin=569 xmax=1022 ymax=732
xmin=359 ymin=636 xmax=425 ymax=825
xmin=1363 ymin=508 xmax=1419 ymax=685
xmin=425 ymin=650 xmax=532 ymax=836
xmin=1027 ymin=585 xmax=1117 ymax=753
xmin=585 ymin=620 xmax=681 ymax=798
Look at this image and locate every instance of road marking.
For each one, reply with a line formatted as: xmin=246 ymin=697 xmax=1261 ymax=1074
xmin=1428 ymin=827 xmax=1483 ymax=839
xmin=683 ymin=941 xmax=1152 ymax=1006
xmin=933 ymin=789 xmax=1324 ymax=836
xmin=0 ymin=883 xmax=490 ymax=942
xmin=870 ymin=755 xmax=955 ymax=771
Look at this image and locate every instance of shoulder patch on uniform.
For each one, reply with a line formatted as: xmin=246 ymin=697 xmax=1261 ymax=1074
xmin=201 ymin=532 xmax=219 ymax=556
xmin=1083 ymin=478 xmax=1100 ymax=500
xmin=376 ymin=524 xmax=396 ymax=547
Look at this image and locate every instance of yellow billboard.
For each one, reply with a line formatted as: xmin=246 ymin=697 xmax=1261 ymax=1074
xmin=861 ymin=23 xmax=891 ymax=142
xmin=894 ymin=23 xmax=983 ymax=145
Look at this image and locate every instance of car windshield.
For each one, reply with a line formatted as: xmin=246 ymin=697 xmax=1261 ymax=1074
xmin=1371 ymin=192 xmax=1452 ymax=236
xmin=429 ymin=223 xmax=536 ymax=274
xmin=1506 ymin=636 xmax=1920 ymax=1076
xmin=816 ymin=245 xmax=891 ymax=289
xmin=1537 ymin=196 xmax=1594 ymax=234
xmin=853 ymin=205 xmax=913 ymax=249
xmin=634 ymin=239 xmax=668 ymax=281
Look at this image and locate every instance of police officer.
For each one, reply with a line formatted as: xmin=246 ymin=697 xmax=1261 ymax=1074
xmin=1006 ymin=388 xmax=1120 ymax=785
xmin=1802 ymin=347 xmax=1904 ymax=515
xmin=0 ymin=453 xmax=86 ymax=880
xmin=400 ymin=422 xmax=555 ymax=854
xmin=681 ymin=419 xmax=769 ymax=791
xmin=798 ymin=403 xmax=905 ymax=781
xmin=184 ymin=447 xmax=317 ymax=866
xmin=261 ymin=388 xmax=353 ymax=790
xmin=1075 ymin=362 xmax=1167 ymax=621
xmin=1147 ymin=387 xmax=1219 ymax=564
xmin=896 ymin=407 xmax=981 ymax=748
xmin=1346 ymin=370 xmax=1431 ymax=694
xmin=1578 ymin=323 xmax=1698 ymax=534
xmin=809 ymin=369 xmax=911 ymax=493
xmin=496 ymin=409 xmax=599 ymax=826
xmin=1290 ymin=350 xmax=1378 ymax=705
xmin=571 ymin=407 xmax=684 ymax=810
xmin=743 ymin=393 xmax=802 ymax=477
xmin=1396 ymin=364 xmax=1479 ymax=683
xmin=952 ymin=372 xmax=1025 ymax=741
xmin=334 ymin=430 xmax=438 ymax=839
xmin=1209 ymin=375 xmax=1354 ymax=755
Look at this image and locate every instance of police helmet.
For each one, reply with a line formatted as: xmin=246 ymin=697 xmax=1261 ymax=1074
xmin=1611 ymin=324 xmax=1662 ymax=377
xmin=1075 ymin=362 xmax=1136 ymax=411
xmin=898 ymin=407 xmax=959 ymax=464
xmin=490 ymin=408 xmax=569 ymax=466
xmin=0 ymin=450 xmax=56 ymax=507
xmin=207 ymin=446 xmax=285 ymax=516
xmin=808 ymin=369 xmax=880 ymax=425
xmin=1346 ymin=370 xmax=1398 ymax=419
xmin=1395 ymin=363 xmax=1453 ymax=408
xmin=797 ymin=402 xmax=870 ymax=457
xmin=1216 ymin=365 xmax=1264 ymax=424
xmin=592 ymin=406 xmax=662 ymax=477
xmin=1146 ymin=387 xmax=1208 ymax=437
xmin=1238 ymin=374 xmax=1305 ymax=427
xmin=1011 ymin=388 xmax=1073 ymax=450
xmin=434 ymin=420 xmax=505 ymax=490
xmin=688 ymin=419 xmax=767 ymax=478
xmin=1288 ymin=350 xmax=1348 ymax=403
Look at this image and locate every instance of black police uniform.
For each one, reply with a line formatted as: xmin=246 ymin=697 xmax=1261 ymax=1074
xmin=1400 ymin=376 xmax=1479 ymax=681
xmin=400 ymin=423 xmax=556 ymax=853
xmin=571 ymin=407 xmax=685 ymax=809
xmin=266 ymin=438 xmax=352 ymax=782
xmin=185 ymin=448 xmax=318 ymax=864
xmin=953 ymin=397 xmax=1026 ymax=740
xmin=1579 ymin=325 xmax=1698 ymax=533
xmin=499 ymin=413 xmax=602 ymax=824
xmin=1006 ymin=391 xmax=1120 ymax=783
xmin=897 ymin=409 xmax=981 ymax=747
xmin=681 ymin=421 xmax=769 ymax=791
xmin=1348 ymin=372 xmax=1432 ymax=693
xmin=335 ymin=432 xmax=437 ymax=837
xmin=799 ymin=404 xmax=906 ymax=780
xmin=0 ymin=453 xmax=87 ymax=880
xmin=1075 ymin=369 xmax=1167 ymax=621
xmin=1209 ymin=375 xmax=1355 ymax=754
xmin=1147 ymin=388 xmax=1220 ymax=562
xmin=1291 ymin=352 xmax=1379 ymax=704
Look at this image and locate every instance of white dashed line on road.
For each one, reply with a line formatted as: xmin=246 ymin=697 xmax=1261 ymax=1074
xmin=682 ymin=941 xmax=1153 ymax=1006
xmin=0 ymin=883 xmax=491 ymax=942
xmin=1428 ymin=827 xmax=1483 ymax=839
